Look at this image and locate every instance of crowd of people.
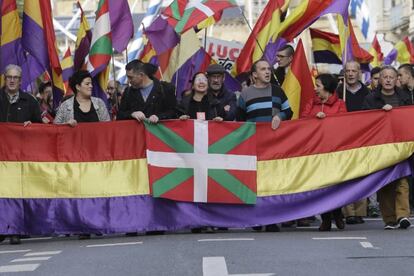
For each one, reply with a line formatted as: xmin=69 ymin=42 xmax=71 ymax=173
xmin=1 ymin=44 xmax=414 ymax=244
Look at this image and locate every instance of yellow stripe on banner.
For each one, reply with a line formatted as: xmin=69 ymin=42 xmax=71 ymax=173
xmin=257 ymin=142 xmax=414 ymax=196
xmin=1 ymin=11 xmax=21 ymax=46
xmin=0 ymin=159 xmax=149 ymax=198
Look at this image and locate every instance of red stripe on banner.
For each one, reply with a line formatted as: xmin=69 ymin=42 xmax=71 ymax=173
xmin=0 ymin=121 xmax=146 ymax=162
xmin=256 ymin=107 xmax=414 ymax=161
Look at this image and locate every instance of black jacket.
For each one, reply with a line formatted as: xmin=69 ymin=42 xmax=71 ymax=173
xmin=0 ymin=89 xmax=42 ymax=123
xmin=177 ymin=93 xmax=225 ymax=120
xmin=337 ymin=82 xmax=371 ymax=112
xmin=207 ymin=87 xmax=236 ymax=121
xmin=117 ymin=79 xmax=177 ymax=120
xmin=363 ymin=87 xmax=411 ymax=110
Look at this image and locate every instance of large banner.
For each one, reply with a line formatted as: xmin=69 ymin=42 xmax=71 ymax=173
xmin=1 ymin=107 xmax=414 ymax=234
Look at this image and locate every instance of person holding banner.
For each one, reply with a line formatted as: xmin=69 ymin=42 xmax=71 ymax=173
xmin=117 ymin=60 xmax=176 ymax=123
xmin=177 ymin=72 xmax=225 ymax=122
xmin=301 ymin=73 xmax=347 ymax=231
xmin=363 ymin=65 xmax=412 ymax=230
xmin=54 ymin=70 xmax=110 ymax=127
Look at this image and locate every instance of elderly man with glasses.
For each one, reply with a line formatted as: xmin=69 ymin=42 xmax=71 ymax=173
xmin=0 ymin=64 xmax=41 ymax=245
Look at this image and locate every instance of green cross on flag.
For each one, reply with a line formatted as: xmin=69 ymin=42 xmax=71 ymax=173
xmin=145 ymin=120 xmax=257 ymax=204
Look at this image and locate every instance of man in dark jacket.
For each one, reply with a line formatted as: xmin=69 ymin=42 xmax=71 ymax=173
xmin=206 ymin=64 xmax=236 ymax=121
xmin=0 ymin=64 xmax=41 ymax=245
xmin=117 ymin=60 xmax=176 ymax=123
xmin=363 ymin=65 xmax=412 ymax=230
xmin=0 ymin=64 xmax=42 ymax=125
xmin=337 ymin=61 xmax=370 ymax=224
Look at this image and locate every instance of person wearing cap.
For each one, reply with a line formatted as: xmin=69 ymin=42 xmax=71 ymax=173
xmin=117 ymin=60 xmax=176 ymax=123
xmin=206 ymin=64 xmax=237 ymax=121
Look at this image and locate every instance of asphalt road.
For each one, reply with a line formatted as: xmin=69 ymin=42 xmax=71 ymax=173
xmin=1 ymin=218 xmax=414 ymax=276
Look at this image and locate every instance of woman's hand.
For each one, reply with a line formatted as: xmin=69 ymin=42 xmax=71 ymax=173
xmin=212 ymin=116 xmax=223 ymax=122
xmin=316 ymin=112 xmax=326 ymax=119
xmin=179 ymin=115 xmax=190 ymax=120
xmin=67 ymin=119 xmax=77 ymax=127
xmin=382 ymin=104 xmax=393 ymax=111
xmin=23 ymin=121 xmax=32 ymax=127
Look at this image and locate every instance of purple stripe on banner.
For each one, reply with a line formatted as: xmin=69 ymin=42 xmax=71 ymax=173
xmin=22 ymin=14 xmax=49 ymax=70
xmin=384 ymin=48 xmax=398 ymax=65
xmin=264 ymin=37 xmax=287 ymax=66
xmin=313 ymin=50 xmax=342 ymax=65
xmin=0 ymin=161 xmax=410 ymax=235
xmin=145 ymin=17 xmax=180 ymax=55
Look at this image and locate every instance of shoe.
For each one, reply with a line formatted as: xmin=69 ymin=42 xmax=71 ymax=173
xmin=191 ymin=228 xmax=202 ymax=234
xmin=306 ymin=216 xmax=317 ymax=222
xmin=125 ymin=232 xmax=138 ymax=237
xmin=398 ymin=217 xmax=411 ymax=229
xmin=0 ymin=235 xmax=5 ymax=243
xmin=9 ymin=235 xmax=21 ymax=245
xmin=78 ymin=234 xmax=91 ymax=240
xmin=205 ymin=227 xmax=215 ymax=234
xmin=281 ymin=221 xmax=295 ymax=227
xmin=252 ymin=226 xmax=263 ymax=232
xmin=318 ymin=220 xmax=331 ymax=231
xmin=356 ymin=216 xmax=365 ymax=224
xmin=368 ymin=207 xmax=380 ymax=218
xmin=334 ymin=218 xmax=345 ymax=230
xmin=345 ymin=216 xmax=358 ymax=224
xmin=145 ymin=231 xmax=165 ymax=235
xmin=216 ymin=227 xmax=228 ymax=231
xmin=297 ymin=219 xmax=311 ymax=227
xmin=384 ymin=223 xmax=398 ymax=230
xmin=265 ymin=224 xmax=280 ymax=232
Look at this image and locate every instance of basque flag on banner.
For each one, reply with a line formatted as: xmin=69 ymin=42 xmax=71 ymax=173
xmin=145 ymin=120 xmax=257 ymax=204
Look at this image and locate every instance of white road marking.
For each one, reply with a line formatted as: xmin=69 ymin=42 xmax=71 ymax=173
xmin=360 ymin=242 xmax=373 ymax=248
xmin=0 ymin=264 xmax=40 ymax=273
xmin=202 ymin=257 xmax=274 ymax=276
xmin=11 ymin=257 xmax=51 ymax=262
xmin=25 ymin=251 xmax=62 ymax=256
xmin=0 ymin=249 xmax=31 ymax=254
xmin=85 ymin=241 xmax=143 ymax=248
xmin=312 ymin=237 xmax=367 ymax=240
xmin=198 ymin=238 xmax=255 ymax=242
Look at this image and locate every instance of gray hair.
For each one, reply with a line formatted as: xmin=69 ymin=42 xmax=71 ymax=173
xmin=4 ymin=64 xmax=22 ymax=76
xmin=380 ymin=65 xmax=398 ymax=76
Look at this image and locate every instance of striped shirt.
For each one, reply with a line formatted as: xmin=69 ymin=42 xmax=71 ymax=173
xmin=237 ymin=84 xmax=293 ymax=122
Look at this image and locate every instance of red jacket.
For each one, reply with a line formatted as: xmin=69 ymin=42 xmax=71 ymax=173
xmin=301 ymin=94 xmax=347 ymax=118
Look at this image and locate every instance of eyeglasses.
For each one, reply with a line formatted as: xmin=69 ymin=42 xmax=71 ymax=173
xmin=5 ymin=75 xmax=21 ymax=80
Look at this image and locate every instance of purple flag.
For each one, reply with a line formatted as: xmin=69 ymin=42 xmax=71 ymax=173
xmin=109 ymin=0 xmax=134 ymax=53
xmin=145 ymin=16 xmax=180 ymax=55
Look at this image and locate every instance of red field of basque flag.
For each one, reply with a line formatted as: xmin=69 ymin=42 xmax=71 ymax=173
xmin=145 ymin=120 xmax=257 ymax=204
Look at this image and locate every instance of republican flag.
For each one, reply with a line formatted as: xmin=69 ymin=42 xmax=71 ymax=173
xmin=74 ymin=1 xmax=92 ymax=71
xmin=369 ymin=35 xmax=384 ymax=67
xmin=281 ymin=39 xmax=314 ymax=120
xmin=1 ymin=0 xmax=43 ymax=89
xmin=145 ymin=16 xmax=180 ymax=56
xmin=146 ymin=120 xmax=257 ymax=204
xmin=232 ymin=0 xmax=290 ymax=77
xmin=348 ymin=18 xmax=373 ymax=65
xmin=310 ymin=28 xmax=342 ymax=65
xmin=61 ymin=47 xmax=74 ymax=95
xmin=22 ymin=0 xmax=65 ymax=105
xmin=264 ymin=0 xmax=350 ymax=65
xmin=384 ymin=37 xmax=414 ymax=65
xmin=163 ymin=0 xmax=237 ymax=34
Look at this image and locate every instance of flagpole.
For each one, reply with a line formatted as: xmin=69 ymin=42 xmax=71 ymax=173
xmin=239 ymin=8 xmax=265 ymax=55
xmin=343 ymin=27 xmax=348 ymax=103
xmin=111 ymin=50 xmax=119 ymax=109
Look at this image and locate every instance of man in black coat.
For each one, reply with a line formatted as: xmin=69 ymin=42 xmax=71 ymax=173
xmin=0 ymin=64 xmax=41 ymax=125
xmin=363 ymin=65 xmax=412 ymax=230
xmin=117 ymin=60 xmax=176 ymax=123
xmin=0 ymin=64 xmax=41 ymax=245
